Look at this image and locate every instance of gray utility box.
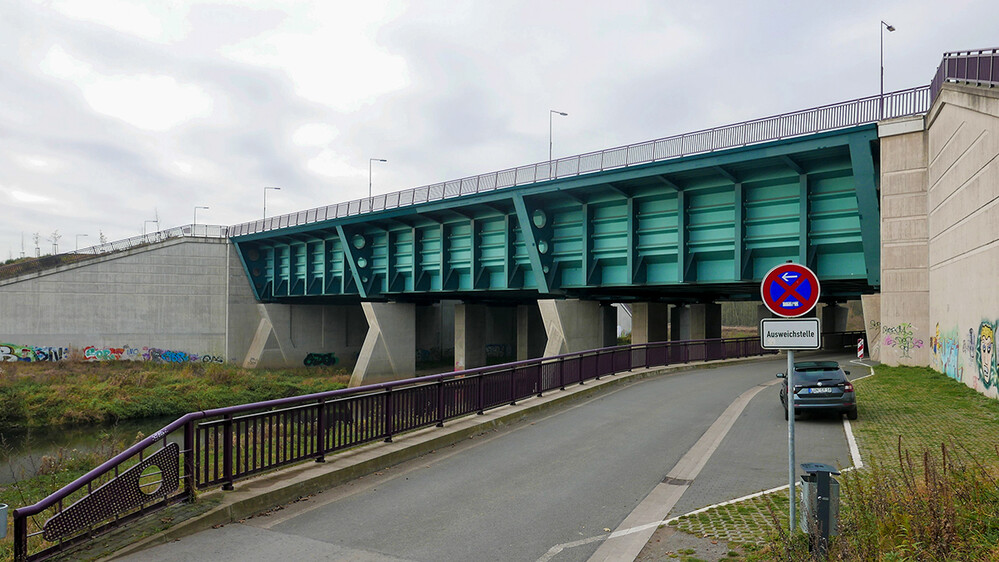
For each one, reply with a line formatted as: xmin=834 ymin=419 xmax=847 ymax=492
xmin=798 ymin=463 xmax=840 ymax=537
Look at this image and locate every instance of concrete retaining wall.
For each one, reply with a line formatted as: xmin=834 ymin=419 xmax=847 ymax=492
xmin=925 ymin=84 xmax=999 ymax=398
xmin=0 ymin=238 xmax=235 ymax=362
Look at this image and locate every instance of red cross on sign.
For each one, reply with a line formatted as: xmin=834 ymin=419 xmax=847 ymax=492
xmin=761 ymin=263 xmax=821 ymax=317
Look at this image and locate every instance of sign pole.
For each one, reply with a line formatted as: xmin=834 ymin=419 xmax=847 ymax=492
xmin=787 ymin=349 xmax=795 ymax=536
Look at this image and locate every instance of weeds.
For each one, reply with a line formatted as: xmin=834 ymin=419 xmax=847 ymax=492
xmin=0 ymin=361 xmax=350 ymax=431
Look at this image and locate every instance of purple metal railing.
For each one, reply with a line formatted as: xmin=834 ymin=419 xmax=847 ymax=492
xmin=931 ymin=47 xmax=999 ymax=103
xmin=10 ymin=335 xmax=774 ymax=561
xmin=227 ymin=86 xmax=931 ymax=239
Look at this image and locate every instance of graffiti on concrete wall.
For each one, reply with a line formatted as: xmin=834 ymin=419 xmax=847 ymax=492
xmin=0 ymin=344 xmax=71 ymax=362
xmin=303 ymin=352 xmax=337 ymax=366
xmin=0 ymin=343 xmax=224 ymax=364
xmin=485 ymin=343 xmax=514 ymax=359
xmin=975 ymin=321 xmax=996 ymax=391
xmin=882 ymin=322 xmax=924 ymax=358
xmin=924 ymin=321 xmax=999 ymax=398
xmin=930 ymin=323 xmax=962 ymax=381
xmin=868 ymin=320 xmax=882 ymax=358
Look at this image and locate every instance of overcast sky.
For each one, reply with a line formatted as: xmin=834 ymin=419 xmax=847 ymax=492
xmin=1 ymin=0 xmax=997 ymax=257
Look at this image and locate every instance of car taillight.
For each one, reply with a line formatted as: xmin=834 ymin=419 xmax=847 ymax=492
xmin=843 ymin=382 xmax=854 ymax=392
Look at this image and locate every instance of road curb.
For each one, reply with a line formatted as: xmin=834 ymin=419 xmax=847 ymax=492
xmin=104 ymin=354 xmax=777 ymax=560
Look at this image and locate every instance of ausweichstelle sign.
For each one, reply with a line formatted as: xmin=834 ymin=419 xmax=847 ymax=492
xmin=760 ymin=318 xmax=821 ymax=350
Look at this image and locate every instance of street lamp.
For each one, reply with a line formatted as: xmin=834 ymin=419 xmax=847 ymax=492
xmin=143 ymin=219 xmax=158 ymax=235
xmin=549 ymin=109 xmax=568 ymax=178
xmin=881 ymin=20 xmax=896 ymax=119
xmin=75 ymin=234 xmax=88 ymax=252
xmin=369 ymin=158 xmax=387 ymax=198
xmin=194 ymin=206 xmax=209 ymax=227
xmin=264 ymin=186 xmax=281 ymax=219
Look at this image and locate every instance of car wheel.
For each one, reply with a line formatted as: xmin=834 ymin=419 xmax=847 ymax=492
xmin=847 ymin=407 xmax=858 ymax=421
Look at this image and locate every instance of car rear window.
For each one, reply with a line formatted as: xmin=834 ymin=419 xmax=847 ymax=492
xmin=794 ymin=368 xmax=845 ymax=383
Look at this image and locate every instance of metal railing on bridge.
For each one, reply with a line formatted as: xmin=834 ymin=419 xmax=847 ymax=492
xmin=228 ymin=87 xmax=930 ymax=238
xmin=11 ymin=335 xmax=778 ymax=561
xmin=931 ymin=47 xmax=999 ymax=103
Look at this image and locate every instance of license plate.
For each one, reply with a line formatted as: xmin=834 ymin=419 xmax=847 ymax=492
xmin=807 ymin=387 xmax=835 ymax=394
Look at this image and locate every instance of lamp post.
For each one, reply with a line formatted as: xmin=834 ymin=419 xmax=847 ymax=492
xmin=75 ymin=234 xmax=88 ymax=252
xmin=369 ymin=158 xmax=387 ymax=198
xmin=549 ymin=109 xmax=568 ymax=178
xmin=880 ymin=20 xmax=896 ymax=119
xmin=263 ymin=186 xmax=281 ymax=219
xmin=194 ymin=206 xmax=209 ymax=227
xmin=143 ymin=219 xmax=158 ymax=235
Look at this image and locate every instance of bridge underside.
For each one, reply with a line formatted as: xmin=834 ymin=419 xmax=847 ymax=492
xmin=234 ymin=125 xmax=880 ymax=305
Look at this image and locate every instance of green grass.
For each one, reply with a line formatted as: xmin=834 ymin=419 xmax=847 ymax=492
xmin=671 ymin=364 xmax=999 ymax=561
xmin=0 ymin=361 xmax=350 ymax=430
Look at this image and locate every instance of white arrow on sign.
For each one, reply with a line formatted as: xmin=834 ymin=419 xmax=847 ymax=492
xmin=780 ymin=272 xmax=798 ymax=283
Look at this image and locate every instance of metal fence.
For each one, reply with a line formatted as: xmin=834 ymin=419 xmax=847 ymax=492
xmin=931 ymin=47 xmax=999 ymax=103
xmin=228 ymin=86 xmax=931 ymax=239
xmin=0 ymin=225 xmax=229 ymax=281
xmin=11 ymin=335 xmax=774 ymax=561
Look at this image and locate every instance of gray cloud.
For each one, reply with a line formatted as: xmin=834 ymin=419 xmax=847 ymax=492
xmin=1 ymin=0 xmax=998 ymax=259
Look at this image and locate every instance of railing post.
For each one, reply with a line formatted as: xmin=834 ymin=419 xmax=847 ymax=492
xmin=315 ymin=398 xmax=326 ymax=463
xmin=559 ymin=358 xmax=566 ymax=390
xmin=436 ymin=378 xmax=446 ymax=427
xmin=14 ymin=511 xmax=27 ymax=562
xmin=184 ymin=419 xmax=196 ymax=498
xmin=384 ymin=387 xmax=394 ymax=442
xmin=222 ymin=414 xmax=234 ymax=491
xmin=536 ymin=363 xmax=543 ymax=397
xmin=509 ymin=368 xmax=517 ymax=406
xmin=477 ymin=374 xmax=484 ymax=415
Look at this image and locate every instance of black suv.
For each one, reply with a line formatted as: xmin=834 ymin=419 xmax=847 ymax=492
xmin=778 ymin=361 xmax=857 ymax=420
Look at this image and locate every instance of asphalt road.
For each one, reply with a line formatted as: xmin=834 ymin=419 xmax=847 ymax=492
xmin=118 ymin=352 xmax=861 ymax=562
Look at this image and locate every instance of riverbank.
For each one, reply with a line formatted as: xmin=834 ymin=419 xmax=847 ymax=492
xmin=0 ymin=361 xmax=350 ymax=430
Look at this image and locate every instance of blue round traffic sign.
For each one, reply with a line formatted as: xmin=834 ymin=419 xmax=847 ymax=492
xmin=761 ymin=263 xmax=820 ymax=317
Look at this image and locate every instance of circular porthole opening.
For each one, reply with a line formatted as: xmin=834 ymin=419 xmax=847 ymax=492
xmin=532 ymin=209 xmax=548 ymax=229
xmin=356 ymin=256 xmax=368 ymax=269
xmin=139 ymin=465 xmax=163 ymax=496
xmin=352 ymin=234 xmax=367 ymax=250
xmin=537 ymin=240 xmax=549 ymax=254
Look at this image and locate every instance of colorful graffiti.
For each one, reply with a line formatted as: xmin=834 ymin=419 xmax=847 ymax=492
xmin=0 ymin=344 xmax=70 ymax=362
xmin=975 ymin=321 xmax=996 ymax=391
xmin=930 ymin=323 xmax=962 ymax=381
xmin=303 ymin=352 xmax=337 ymax=366
xmin=0 ymin=343 xmax=225 ymax=364
xmin=882 ymin=323 xmax=924 ymax=358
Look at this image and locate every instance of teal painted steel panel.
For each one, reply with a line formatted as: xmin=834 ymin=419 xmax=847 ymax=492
xmin=231 ymin=125 xmax=881 ymax=301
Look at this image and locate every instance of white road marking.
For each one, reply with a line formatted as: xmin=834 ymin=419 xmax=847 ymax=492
xmin=540 ymin=359 xmax=876 ymax=562
xmin=578 ymin=379 xmax=781 ymax=562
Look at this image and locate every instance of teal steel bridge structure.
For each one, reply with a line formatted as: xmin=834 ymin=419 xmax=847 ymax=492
xmin=230 ymin=87 xmax=932 ymax=305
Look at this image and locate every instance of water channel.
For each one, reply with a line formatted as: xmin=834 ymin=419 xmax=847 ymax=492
xmin=0 ymin=416 xmax=178 ymax=485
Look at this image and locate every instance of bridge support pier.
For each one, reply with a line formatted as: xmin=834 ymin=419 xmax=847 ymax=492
xmin=820 ymin=303 xmax=849 ymax=349
xmin=349 ymin=302 xmax=416 ymax=387
xmin=632 ymin=303 xmax=669 ymax=344
xmin=539 ymin=299 xmax=606 ymax=356
xmin=670 ymin=303 xmax=722 ymax=341
xmin=455 ymin=303 xmax=487 ymax=371
xmin=517 ymin=304 xmax=546 ymax=360
xmin=455 ymin=304 xmax=520 ymax=370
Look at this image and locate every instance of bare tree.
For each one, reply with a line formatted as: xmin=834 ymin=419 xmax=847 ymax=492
xmin=49 ymin=230 xmax=61 ymax=254
xmin=32 ymin=232 xmax=41 ymax=257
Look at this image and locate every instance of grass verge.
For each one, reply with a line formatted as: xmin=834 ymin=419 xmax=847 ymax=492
xmin=0 ymin=361 xmax=350 ymax=430
xmin=670 ymin=364 xmax=999 ymax=560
